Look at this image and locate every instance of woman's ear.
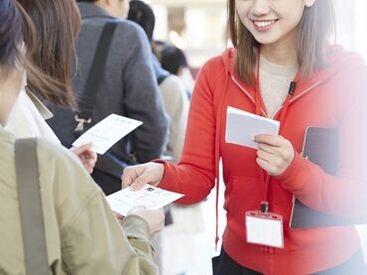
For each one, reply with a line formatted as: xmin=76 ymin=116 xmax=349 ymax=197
xmin=304 ymin=0 xmax=317 ymax=8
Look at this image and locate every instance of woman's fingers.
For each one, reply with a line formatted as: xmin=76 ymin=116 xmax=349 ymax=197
xmin=254 ymin=134 xmax=284 ymax=147
xmin=255 ymin=135 xmax=295 ymax=176
xmin=121 ymin=163 xmax=165 ymax=190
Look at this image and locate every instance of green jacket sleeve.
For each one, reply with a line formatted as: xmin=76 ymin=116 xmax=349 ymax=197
xmin=60 ymin=189 xmax=159 ymax=275
xmin=42 ymin=143 xmax=159 ymax=275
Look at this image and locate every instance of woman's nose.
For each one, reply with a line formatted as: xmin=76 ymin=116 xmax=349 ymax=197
xmin=250 ymin=0 xmax=272 ymax=18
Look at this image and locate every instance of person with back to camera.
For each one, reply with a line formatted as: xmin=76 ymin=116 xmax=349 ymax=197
xmin=122 ymin=0 xmax=367 ymax=274
xmin=5 ymin=0 xmax=98 ymax=174
xmin=160 ymin=45 xmax=195 ymax=98
xmin=48 ymin=0 xmax=169 ymax=195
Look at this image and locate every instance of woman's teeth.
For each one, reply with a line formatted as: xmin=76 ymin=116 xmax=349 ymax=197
xmin=253 ymin=20 xmax=277 ymax=28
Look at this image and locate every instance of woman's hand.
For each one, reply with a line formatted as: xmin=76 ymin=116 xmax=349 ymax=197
xmin=71 ymin=143 xmax=97 ymax=174
xmin=121 ymin=162 xmax=165 ymax=190
xmin=254 ymin=134 xmax=295 ymax=176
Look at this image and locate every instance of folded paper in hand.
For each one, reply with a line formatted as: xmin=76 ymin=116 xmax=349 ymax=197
xmin=225 ymin=106 xmax=280 ymax=149
xmin=72 ymin=114 xmax=142 ymax=155
xmin=107 ymin=184 xmax=184 ymax=216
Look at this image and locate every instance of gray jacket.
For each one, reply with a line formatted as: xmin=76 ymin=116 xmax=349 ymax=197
xmin=48 ymin=3 xmax=168 ymax=167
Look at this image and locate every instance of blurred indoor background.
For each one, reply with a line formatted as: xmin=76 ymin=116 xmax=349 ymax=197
xmin=146 ymin=0 xmax=367 ymax=68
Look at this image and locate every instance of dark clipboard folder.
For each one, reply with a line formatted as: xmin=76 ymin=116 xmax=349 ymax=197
xmin=290 ymin=127 xmax=367 ymax=228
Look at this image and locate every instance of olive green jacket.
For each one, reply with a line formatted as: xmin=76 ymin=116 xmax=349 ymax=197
xmin=0 ymin=128 xmax=158 ymax=275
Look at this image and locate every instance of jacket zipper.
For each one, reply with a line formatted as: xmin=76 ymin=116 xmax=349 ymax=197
xmin=231 ymin=75 xmax=322 ymax=255
xmin=272 ymin=80 xmax=322 ymax=120
xmin=231 ymin=75 xmax=322 ymax=119
xmin=230 ymin=76 xmax=267 ymax=117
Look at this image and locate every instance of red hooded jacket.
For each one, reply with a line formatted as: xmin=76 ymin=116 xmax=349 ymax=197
xmin=156 ymin=47 xmax=367 ymax=274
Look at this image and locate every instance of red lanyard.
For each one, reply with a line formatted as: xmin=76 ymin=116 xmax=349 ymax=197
xmin=254 ymin=49 xmax=299 ymax=212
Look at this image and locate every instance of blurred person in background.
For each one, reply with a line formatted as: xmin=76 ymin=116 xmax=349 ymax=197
xmin=128 ymin=0 xmax=189 ymax=163
xmin=160 ymin=45 xmax=195 ymax=98
xmin=47 ymin=0 xmax=169 ymax=195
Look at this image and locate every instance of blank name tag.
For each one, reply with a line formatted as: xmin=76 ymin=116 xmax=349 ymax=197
xmin=245 ymin=211 xmax=284 ymax=248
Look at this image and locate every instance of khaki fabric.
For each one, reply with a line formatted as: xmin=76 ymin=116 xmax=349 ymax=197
xmin=0 ymin=128 xmax=158 ymax=275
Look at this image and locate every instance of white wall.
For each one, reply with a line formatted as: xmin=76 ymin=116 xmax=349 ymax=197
xmin=334 ymin=0 xmax=367 ymax=59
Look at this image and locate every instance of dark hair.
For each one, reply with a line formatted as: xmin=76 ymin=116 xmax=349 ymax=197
xmin=17 ymin=0 xmax=81 ymax=108
xmin=127 ymin=0 xmax=155 ymax=42
xmin=160 ymin=45 xmax=188 ymax=76
xmin=228 ymin=0 xmax=336 ymax=86
xmin=0 ymin=0 xmax=34 ymax=77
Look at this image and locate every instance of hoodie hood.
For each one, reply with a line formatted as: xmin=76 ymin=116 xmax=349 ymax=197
xmin=221 ymin=46 xmax=366 ymax=90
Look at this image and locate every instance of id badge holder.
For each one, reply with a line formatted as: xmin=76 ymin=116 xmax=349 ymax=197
xmin=245 ymin=201 xmax=284 ymax=249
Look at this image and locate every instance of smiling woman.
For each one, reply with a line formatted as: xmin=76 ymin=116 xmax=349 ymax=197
xmin=122 ymin=0 xmax=367 ymax=274
xmin=229 ymin=0 xmax=335 ymax=85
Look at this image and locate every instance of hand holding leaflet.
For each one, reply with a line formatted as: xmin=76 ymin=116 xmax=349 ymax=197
xmin=72 ymin=114 xmax=142 ymax=155
xmin=225 ymin=106 xmax=280 ymax=149
xmin=107 ymin=184 xmax=184 ymax=216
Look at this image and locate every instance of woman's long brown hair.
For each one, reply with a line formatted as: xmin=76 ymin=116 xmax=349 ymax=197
xmin=0 ymin=0 xmax=71 ymax=109
xmin=17 ymin=0 xmax=81 ymax=109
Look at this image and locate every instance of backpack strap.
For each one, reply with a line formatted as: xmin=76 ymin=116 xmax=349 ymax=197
xmin=75 ymin=21 xmax=118 ymax=132
xmin=15 ymin=138 xmax=49 ymax=275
